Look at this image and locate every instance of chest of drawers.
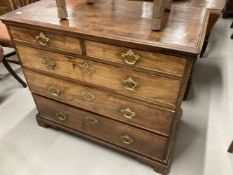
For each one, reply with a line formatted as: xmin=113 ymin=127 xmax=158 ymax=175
xmin=0 ymin=0 xmax=213 ymax=174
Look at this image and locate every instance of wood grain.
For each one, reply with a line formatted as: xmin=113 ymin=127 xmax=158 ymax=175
xmin=0 ymin=0 xmax=212 ymax=56
xmin=24 ymin=69 xmax=175 ymax=136
xmin=85 ymin=40 xmax=187 ymax=78
xmin=17 ymin=45 xmax=182 ymax=109
xmin=34 ymin=94 xmax=168 ymax=161
xmin=36 ymin=115 xmax=171 ymax=174
xmin=10 ymin=26 xmax=82 ymax=54
xmin=8 ymin=0 xmax=39 ymax=10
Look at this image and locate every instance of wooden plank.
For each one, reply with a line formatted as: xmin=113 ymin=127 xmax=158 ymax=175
xmin=55 ymin=0 xmax=68 ymax=19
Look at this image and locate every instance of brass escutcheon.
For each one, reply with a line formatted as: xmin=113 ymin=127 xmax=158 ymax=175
xmin=81 ymin=89 xmax=96 ymax=101
xmin=48 ymin=85 xmax=61 ymax=96
xmin=121 ymin=49 xmax=141 ymax=66
xmin=79 ymin=62 xmax=95 ymax=76
xmin=35 ymin=32 xmax=50 ymax=46
xmin=120 ymin=107 xmax=136 ymax=119
xmin=120 ymin=135 xmax=134 ymax=145
xmin=121 ymin=77 xmax=139 ymax=91
xmin=85 ymin=116 xmax=98 ymax=125
xmin=42 ymin=57 xmax=56 ymax=70
xmin=56 ymin=112 xmax=67 ymax=121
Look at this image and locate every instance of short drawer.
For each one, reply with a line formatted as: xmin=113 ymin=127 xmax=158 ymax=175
xmin=85 ymin=41 xmax=187 ymax=77
xmin=24 ymin=70 xmax=174 ymax=136
xmin=34 ymin=94 xmax=168 ymax=161
xmin=10 ymin=26 xmax=82 ymax=54
xmin=17 ymin=45 xmax=181 ymax=108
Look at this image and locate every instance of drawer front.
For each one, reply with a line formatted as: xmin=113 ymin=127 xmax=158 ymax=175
xmin=17 ymin=45 xmax=181 ymax=108
xmin=24 ymin=70 xmax=174 ymax=136
xmin=85 ymin=41 xmax=187 ymax=77
xmin=34 ymin=94 xmax=168 ymax=161
xmin=10 ymin=26 xmax=82 ymax=54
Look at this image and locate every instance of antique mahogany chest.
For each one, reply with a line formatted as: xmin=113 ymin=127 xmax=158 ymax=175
xmin=0 ymin=0 xmax=217 ymax=174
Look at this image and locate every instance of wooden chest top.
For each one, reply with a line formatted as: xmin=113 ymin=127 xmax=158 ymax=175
xmin=1 ymin=0 xmax=211 ymax=56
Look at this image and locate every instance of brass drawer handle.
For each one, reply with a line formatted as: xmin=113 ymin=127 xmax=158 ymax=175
xmin=81 ymin=90 xmax=96 ymax=101
xmin=42 ymin=57 xmax=56 ymax=70
xmin=120 ymin=107 xmax=136 ymax=119
xmin=56 ymin=112 xmax=67 ymax=121
xmin=36 ymin=32 xmax=50 ymax=46
xmin=121 ymin=49 xmax=141 ymax=66
xmin=48 ymin=85 xmax=61 ymax=96
xmin=121 ymin=77 xmax=139 ymax=91
xmin=85 ymin=116 xmax=98 ymax=125
xmin=79 ymin=62 xmax=95 ymax=76
xmin=120 ymin=135 xmax=134 ymax=145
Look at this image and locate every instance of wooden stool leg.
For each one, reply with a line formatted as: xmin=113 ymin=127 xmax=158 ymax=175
xmin=152 ymin=0 xmax=165 ymax=30
xmin=165 ymin=0 xmax=172 ymax=10
xmin=228 ymin=141 xmax=233 ymax=153
xmin=2 ymin=58 xmax=27 ymax=88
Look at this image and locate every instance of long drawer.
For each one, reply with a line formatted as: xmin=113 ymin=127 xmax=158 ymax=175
xmin=85 ymin=41 xmax=187 ymax=78
xmin=33 ymin=94 xmax=168 ymax=161
xmin=24 ymin=70 xmax=174 ymax=136
xmin=10 ymin=26 xmax=82 ymax=54
xmin=17 ymin=45 xmax=181 ymax=108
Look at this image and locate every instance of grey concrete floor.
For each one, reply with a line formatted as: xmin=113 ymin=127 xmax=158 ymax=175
xmin=0 ymin=18 xmax=233 ymax=175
